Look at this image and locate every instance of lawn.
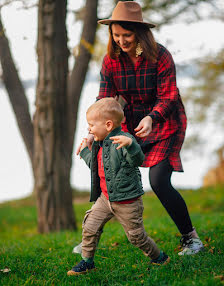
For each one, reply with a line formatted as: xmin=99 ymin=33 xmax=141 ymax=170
xmin=0 ymin=185 xmax=223 ymax=285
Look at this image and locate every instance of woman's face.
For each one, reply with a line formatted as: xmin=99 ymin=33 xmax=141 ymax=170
xmin=111 ymin=24 xmax=136 ymax=56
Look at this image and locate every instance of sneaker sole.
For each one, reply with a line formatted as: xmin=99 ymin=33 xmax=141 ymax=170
xmin=151 ymin=256 xmax=170 ymax=266
xmin=67 ymin=268 xmax=96 ymax=276
xmin=178 ymin=246 xmax=204 ymax=256
xmin=72 ymin=250 xmax=82 ymax=254
xmin=72 ymin=247 xmax=82 ymax=254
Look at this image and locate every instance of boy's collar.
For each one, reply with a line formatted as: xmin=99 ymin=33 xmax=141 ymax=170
xmin=104 ymin=126 xmax=121 ymax=141
xmin=94 ymin=126 xmax=121 ymax=147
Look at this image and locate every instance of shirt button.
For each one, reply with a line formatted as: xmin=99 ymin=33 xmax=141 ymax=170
xmin=104 ymin=154 xmax=108 ymax=158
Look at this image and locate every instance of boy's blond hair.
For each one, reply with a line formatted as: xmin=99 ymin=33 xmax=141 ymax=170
xmin=87 ymin=98 xmax=124 ymax=127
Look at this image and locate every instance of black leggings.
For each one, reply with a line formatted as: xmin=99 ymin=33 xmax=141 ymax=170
xmin=149 ymin=158 xmax=193 ymax=235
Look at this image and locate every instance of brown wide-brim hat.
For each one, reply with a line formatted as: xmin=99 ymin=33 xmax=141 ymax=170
xmin=98 ymin=1 xmax=156 ymax=28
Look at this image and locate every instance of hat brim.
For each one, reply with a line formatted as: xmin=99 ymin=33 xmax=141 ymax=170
xmin=98 ymin=19 xmax=156 ymax=28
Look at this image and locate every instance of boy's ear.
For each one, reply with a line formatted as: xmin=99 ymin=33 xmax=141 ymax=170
xmin=105 ymin=120 xmax=114 ymax=131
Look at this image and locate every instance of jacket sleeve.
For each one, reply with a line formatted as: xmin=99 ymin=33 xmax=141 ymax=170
xmin=97 ymin=55 xmax=117 ymax=100
xmin=149 ymin=46 xmax=179 ymax=122
xmin=80 ymin=147 xmax=92 ymax=169
xmin=122 ymin=135 xmax=145 ymax=167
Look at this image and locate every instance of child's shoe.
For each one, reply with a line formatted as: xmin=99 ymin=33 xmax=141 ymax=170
xmin=72 ymin=242 xmax=82 ymax=254
xmin=67 ymin=260 xmax=95 ymax=276
xmin=150 ymin=251 xmax=170 ymax=265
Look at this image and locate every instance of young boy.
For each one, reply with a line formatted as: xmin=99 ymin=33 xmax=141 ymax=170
xmin=67 ymin=98 xmax=169 ymax=276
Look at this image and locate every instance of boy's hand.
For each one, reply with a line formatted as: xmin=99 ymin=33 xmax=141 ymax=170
xmin=110 ymin=135 xmax=132 ymax=150
xmin=76 ymin=138 xmax=88 ymax=155
xmin=76 ymin=134 xmax=94 ymax=155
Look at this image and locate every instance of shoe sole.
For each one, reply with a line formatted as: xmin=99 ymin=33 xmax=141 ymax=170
xmin=72 ymin=247 xmax=82 ymax=254
xmin=151 ymin=256 xmax=170 ymax=266
xmin=67 ymin=268 xmax=96 ymax=276
xmin=178 ymin=246 xmax=204 ymax=256
xmin=72 ymin=250 xmax=82 ymax=254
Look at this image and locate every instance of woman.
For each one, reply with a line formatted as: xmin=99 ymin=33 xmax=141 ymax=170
xmin=74 ymin=1 xmax=203 ymax=256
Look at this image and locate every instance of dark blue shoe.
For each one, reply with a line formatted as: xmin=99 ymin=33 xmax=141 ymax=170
xmin=150 ymin=251 xmax=170 ymax=265
xmin=67 ymin=259 xmax=95 ymax=276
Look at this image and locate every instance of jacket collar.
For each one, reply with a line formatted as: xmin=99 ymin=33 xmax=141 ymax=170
xmin=104 ymin=126 xmax=122 ymax=141
xmin=93 ymin=126 xmax=122 ymax=148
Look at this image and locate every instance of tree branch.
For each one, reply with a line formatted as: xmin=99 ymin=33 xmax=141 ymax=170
xmin=67 ymin=0 xmax=98 ymax=155
xmin=0 ymin=14 xmax=34 ymax=164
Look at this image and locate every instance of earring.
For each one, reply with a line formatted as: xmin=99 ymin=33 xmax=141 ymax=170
xmin=136 ymin=42 xmax=143 ymax=57
xmin=114 ymin=46 xmax=121 ymax=57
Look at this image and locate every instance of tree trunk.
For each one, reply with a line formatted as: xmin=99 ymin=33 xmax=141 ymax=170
xmin=34 ymin=0 xmax=76 ymax=233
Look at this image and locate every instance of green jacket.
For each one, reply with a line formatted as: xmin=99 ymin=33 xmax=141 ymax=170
xmin=80 ymin=126 xmax=145 ymax=202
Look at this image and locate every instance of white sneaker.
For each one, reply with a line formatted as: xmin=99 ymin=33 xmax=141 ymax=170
xmin=72 ymin=242 xmax=82 ymax=254
xmin=178 ymin=237 xmax=204 ymax=256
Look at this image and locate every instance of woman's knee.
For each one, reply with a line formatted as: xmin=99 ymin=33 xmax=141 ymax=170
xmin=149 ymin=160 xmax=173 ymax=192
xmin=149 ymin=173 xmax=165 ymax=192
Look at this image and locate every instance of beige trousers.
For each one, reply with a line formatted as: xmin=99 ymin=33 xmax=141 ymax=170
xmin=82 ymin=193 xmax=160 ymax=260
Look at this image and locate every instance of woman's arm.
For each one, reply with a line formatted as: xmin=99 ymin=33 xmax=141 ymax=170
xmin=149 ymin=46 xmax=179 ymax=122
xmin=97 ymin=55 xmax=117 ymax=100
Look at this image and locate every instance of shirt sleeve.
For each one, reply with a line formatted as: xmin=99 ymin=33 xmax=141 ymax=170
xmin=80 ymin=147 xmax=92 ymax=169
xmin=149 ymin=46 xmax=179 ymax=122
xmin=97 ymin=55 xmax=117 ymax=100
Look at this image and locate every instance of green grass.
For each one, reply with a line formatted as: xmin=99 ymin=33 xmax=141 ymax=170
xmin=0 ymin=186 xmax=224 ymax=285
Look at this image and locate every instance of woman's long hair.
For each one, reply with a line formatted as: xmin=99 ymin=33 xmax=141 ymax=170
xmin=107 ymin=22 xmax=158 ymax=63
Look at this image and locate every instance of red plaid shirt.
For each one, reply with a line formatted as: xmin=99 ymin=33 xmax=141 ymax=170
xmin=97 ymin=44 xmax=187 ymax=171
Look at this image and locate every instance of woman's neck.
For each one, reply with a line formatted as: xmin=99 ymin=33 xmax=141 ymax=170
xmin=128 ymin=53 xmax=139 ymax=65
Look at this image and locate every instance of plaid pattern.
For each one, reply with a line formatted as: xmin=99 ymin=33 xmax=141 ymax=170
xmin=97 ymin=44 xmax=187 ymax=171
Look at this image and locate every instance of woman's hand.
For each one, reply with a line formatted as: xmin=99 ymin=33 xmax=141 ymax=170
xmin=110 ymin=135 xmax=132 ymax=150
xmin=134 ymin=116 xmax=152 ymax=138
xmin=76 ymin=133 xmax=94 ymax=155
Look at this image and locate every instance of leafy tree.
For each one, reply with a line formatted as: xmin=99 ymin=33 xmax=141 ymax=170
xmin=183 ymin=48 xmax=224 ymax=161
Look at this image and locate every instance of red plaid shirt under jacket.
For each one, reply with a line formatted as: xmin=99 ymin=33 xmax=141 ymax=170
xmin=97 ymin=44 xmax=187 ymax=172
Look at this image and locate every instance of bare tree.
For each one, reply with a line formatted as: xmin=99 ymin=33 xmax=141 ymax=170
xmin=0 ymin=0 xmax=98 ymax=232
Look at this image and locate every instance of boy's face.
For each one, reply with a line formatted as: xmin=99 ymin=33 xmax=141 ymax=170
xmin=87 ymin=113 xmax=113 ymax=141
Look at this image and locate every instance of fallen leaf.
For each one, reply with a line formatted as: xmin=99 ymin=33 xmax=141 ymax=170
xmin=214 ymin=275 xmax=224 ymax=281
xmin=95 ymin=254 xmax=108 ymax=259
xmin=138 ymin=274 xmax=144 ymax=278
xmin=111 ymin=242 xmax=119 ymax=247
